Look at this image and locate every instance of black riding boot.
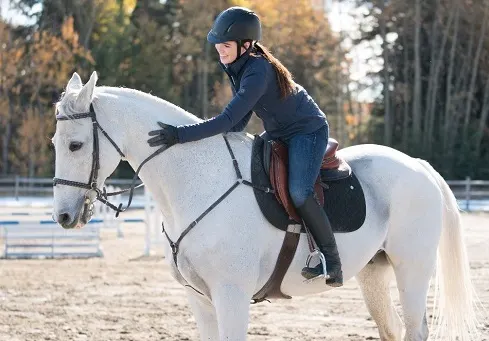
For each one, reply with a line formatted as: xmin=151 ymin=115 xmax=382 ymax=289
xmin=297 ymin=195 xmax=343 ymax=287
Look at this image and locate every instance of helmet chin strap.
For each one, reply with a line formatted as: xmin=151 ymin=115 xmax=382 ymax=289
xmin=236 ymin=42 xmax=241 ymax=60
xmin=235 ymin=40 xmax=253 ymax=61
xmin=236 ymin=40 xmax=244 ymax=60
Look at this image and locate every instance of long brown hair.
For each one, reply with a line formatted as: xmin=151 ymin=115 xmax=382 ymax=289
xmin=254 ymin=42 xmax=295 ymax=99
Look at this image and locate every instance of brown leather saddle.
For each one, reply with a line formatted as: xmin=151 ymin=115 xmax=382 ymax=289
xmin=250 ymin=136 xmax=361 ymax=303
xmin=268 ymin=138 xmax=351 ymax=222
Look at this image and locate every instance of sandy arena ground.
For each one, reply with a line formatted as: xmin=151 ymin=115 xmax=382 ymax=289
xmin=0 ymin=209 xmax=488 ymax=341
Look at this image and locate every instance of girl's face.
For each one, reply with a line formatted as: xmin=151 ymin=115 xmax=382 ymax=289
xmin=215 ymin=41 xmax=250 ymax=65
xmin=215 ymin=41 xmax=238 ymax=64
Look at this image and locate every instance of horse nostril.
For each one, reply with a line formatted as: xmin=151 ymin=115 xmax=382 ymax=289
xmin=58 ymin=213 xmax=71 ymax=224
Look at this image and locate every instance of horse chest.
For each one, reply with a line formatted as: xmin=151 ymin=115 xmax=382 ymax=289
xmin=167 ymin=248 xmax=212 ymax=299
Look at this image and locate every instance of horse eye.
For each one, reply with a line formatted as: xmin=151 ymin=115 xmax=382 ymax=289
xmin=69 ymin=141 xmax=83 ymax=152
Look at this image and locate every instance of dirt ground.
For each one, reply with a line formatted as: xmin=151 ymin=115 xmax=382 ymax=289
xmin=0 ymin=210 xmax=488 ymax=341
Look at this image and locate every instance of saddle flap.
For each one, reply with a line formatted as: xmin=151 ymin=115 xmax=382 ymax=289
xmin=269 ymin=141 xmax=324 ymax=223
xmin=270 ymin=142 xmax=302 ymax=222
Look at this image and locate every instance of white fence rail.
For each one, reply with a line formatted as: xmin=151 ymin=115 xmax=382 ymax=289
xmin=0 ymin=176 xmax=143 ymax=199
xmin=1 ymin=176 xmax=488 ymax=212
xmin=1 ymin=221 xmax=102 ymax=259
xmin=446 ymin=177 xmax=489 ymax=211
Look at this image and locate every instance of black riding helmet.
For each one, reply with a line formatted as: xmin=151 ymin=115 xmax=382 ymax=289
xmin=207 ymin=7 xmax=262 ymax=45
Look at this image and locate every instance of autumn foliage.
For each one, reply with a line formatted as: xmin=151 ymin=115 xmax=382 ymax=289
xmin=0 ymin=0 xmax=340 ymax=177
xmin=3 ymin=0 xmax=488 ymax=179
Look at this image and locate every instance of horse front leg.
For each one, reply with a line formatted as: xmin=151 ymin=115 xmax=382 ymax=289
xmin=186 ymin=290 xmax=219 ymax=341
xmin=212 ymin=283 xmax=252 ymax=341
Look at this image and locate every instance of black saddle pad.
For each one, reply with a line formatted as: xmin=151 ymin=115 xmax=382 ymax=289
xmin=251 ymin=136 xmax=366 ymax=233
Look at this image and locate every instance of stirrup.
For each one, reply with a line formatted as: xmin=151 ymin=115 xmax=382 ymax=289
xmin=304 ymin=249 xmax=329 ymax=283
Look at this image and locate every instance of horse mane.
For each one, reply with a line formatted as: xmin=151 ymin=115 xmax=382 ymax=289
xmin=55 ymin=90 xmax=79 ymax=117
xmin=55 ymin=85 xmax=202 ymax=125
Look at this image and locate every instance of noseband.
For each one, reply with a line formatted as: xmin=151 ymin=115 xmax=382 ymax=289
xmin=53 ymin=103 xmax=165 ymax=217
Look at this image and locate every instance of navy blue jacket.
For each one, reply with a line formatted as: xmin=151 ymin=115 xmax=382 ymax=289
xmin=177 ymin=48 xmax=327 ymax=143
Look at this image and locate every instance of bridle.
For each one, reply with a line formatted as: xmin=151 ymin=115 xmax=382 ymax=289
xmin=53 ymin=103 xmax=164 ymax=217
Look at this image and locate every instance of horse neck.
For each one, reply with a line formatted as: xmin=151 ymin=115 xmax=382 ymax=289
xmin=94 ymin=88 xmax=199 ymax=163
xmin=96 ymin=89 xmax=242 ymax=239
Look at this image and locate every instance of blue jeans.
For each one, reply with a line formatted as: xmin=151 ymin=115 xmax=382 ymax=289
xmin=286 ymin=124 xmax=329 ymax=207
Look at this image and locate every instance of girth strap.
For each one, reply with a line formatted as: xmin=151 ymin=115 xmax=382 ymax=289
xmin=251 ymin=231 xmax=300 ymax=303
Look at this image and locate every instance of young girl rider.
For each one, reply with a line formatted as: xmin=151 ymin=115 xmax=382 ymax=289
xmin=147 ymin=6 xmax=343 ymax=287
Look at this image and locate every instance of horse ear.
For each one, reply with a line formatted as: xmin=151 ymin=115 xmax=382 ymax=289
xmin=67 ymin=72 xmax=83 ymax=91
xmin=74 ymin=71 xmax=98 ymax=111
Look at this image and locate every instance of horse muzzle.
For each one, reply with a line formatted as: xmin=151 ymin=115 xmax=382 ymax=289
xmin=56 ymin=194 xmax=95 ymax=229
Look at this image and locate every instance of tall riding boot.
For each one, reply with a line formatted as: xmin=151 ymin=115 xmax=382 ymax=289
xmin=296 ymin=195 xmax=343 ymax=287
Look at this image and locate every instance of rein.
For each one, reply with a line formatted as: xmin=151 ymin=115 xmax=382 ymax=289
xmin=53 ymin=104 xmax=165 ymax=217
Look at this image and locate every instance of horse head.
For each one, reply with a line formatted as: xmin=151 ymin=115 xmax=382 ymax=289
xmin=52 ymin=71 xmax=123 ymax=229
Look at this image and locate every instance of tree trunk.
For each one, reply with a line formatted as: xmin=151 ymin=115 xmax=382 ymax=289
xmin=463 ymin=3 xmax=488 ymax=141
xmin=379 ymin=0 xmax=391 ymax=145
xmin=202 ymin=41 xmax=209 ymax=119
xmin=2 ymin=97 xmax=12 ymax=176
xmin=335 ymin=45 xmax=345 ymax=145
xmin=402 ymin=17 xmax=410 ymax=151
xmin=197 ymin=53 xmax=203 ymax=117
xmin=426 ymin=3 xmax=455 ymax=157
xmin=423 ymin=0 xmax=440 ymax=151
xmin=446 ymin=16 xmax=477 ymax=174
xmin=443 ymin=7 xmax=459 ymax=151
xmin=412 ymin=0 xmax=422 ymax=147
xmin=0 ymin=26 xmax=11 ymax=176
xmin=475 ymin=77 xmax=489 ymax=158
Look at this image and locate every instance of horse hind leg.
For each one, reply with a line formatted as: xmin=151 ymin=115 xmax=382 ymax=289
xmin=356 ymin=251 xmax=403 ymax=341
xmin=391 ymin=257 xmax=433 ymax=341
xmin=387 ymin=205 xmax=441 ymax=340
xmin=387 ymin=218 xmax=440 ymax=340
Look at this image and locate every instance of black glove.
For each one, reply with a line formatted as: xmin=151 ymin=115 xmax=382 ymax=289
xmin=147 ymin=122 xmax=179 ymax=147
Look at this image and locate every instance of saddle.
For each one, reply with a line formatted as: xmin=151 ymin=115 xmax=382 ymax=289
xmin=266 ymin=138 xmax=351 ymax=223
xmin=250 ymin=135 xmax=365 ymax=303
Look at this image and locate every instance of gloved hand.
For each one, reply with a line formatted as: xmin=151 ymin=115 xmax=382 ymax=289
xmin=147 ymin=122 xmax=179 ymax=147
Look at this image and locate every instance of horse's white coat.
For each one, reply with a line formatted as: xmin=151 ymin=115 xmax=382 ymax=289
xmin=52 ymin=72 xmax=480 ymax=341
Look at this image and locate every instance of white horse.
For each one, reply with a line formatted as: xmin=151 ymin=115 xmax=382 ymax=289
xmin=52 ymin=71 xmax=480 ymax=341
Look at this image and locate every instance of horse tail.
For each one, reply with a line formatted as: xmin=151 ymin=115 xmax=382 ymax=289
xmin=417 ymin=159 xmax=480 ymax=341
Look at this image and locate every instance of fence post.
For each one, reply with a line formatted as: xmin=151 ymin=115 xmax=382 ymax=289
xmin=51 ymin=229 xmax=55 ymax=259
xmin=14 ymin=175 xmax=19 ymax=201
xmin=464 ymin=176 xmax=471 ymax=211
xmin=144 ymin=188 xmax=151 ymax=256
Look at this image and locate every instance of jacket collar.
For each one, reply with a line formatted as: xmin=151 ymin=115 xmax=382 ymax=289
xmin=220 ymin=46 xmax=254 ymax=78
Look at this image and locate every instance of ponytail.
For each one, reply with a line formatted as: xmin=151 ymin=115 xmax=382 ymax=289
xmin=254 ymin=42 xmax=294 ymax=99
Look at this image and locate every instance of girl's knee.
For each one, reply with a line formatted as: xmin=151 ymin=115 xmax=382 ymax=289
xmin=289 ymin=188 xmax=309 ymax=208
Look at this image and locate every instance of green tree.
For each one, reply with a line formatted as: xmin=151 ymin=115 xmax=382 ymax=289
xmin=340 ymin=0 xmax=489 ymax=178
